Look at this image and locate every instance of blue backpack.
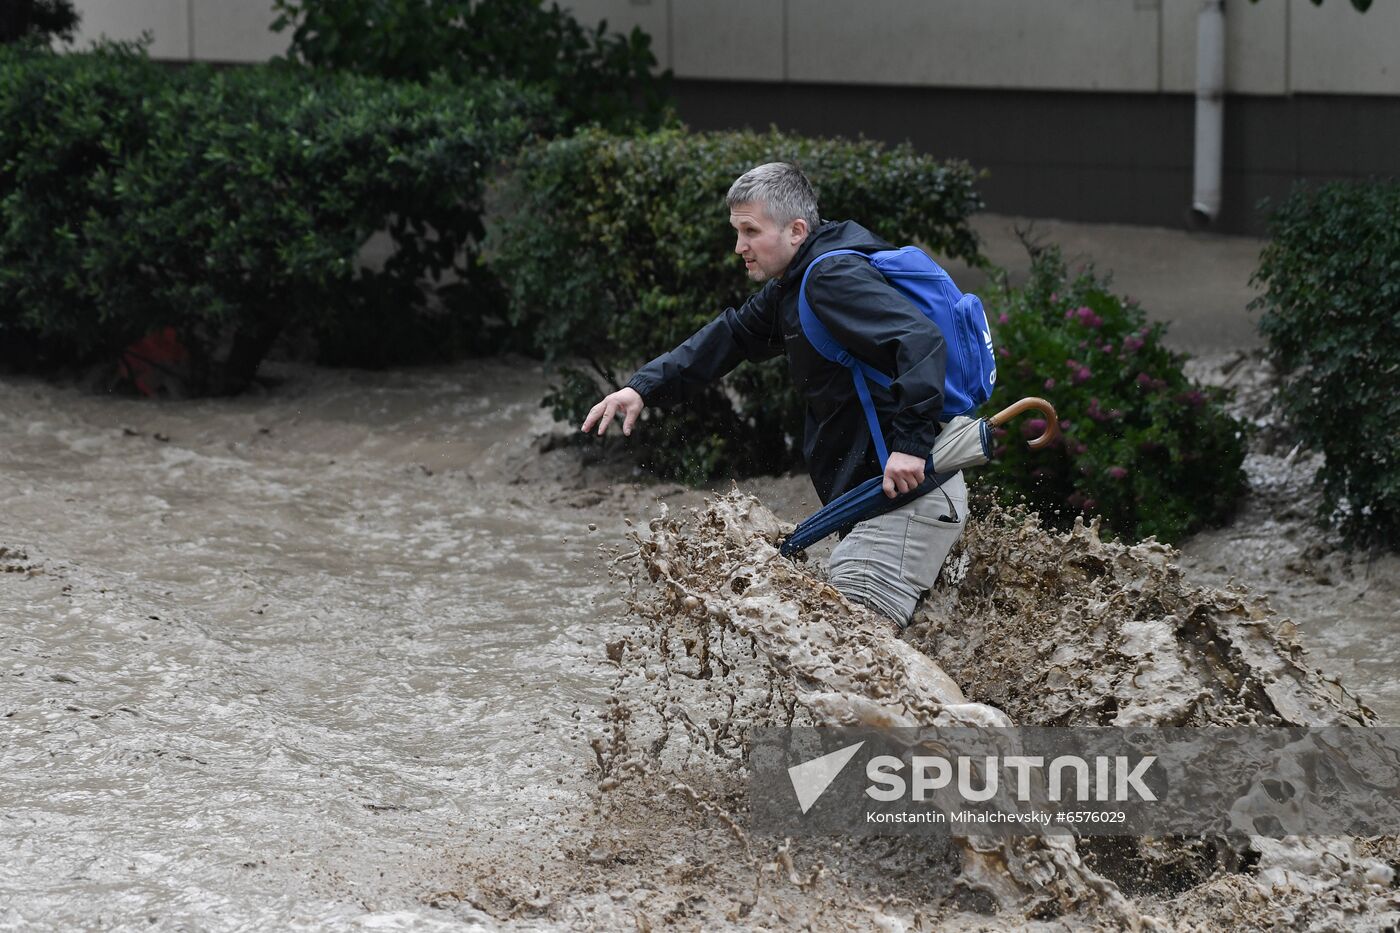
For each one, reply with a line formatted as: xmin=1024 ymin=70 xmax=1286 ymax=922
xmin=796 ymin=246 xmax=996 ymax=467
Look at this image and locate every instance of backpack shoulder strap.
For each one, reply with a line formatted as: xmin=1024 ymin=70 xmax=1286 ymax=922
xmin=796 ymin=250 xmax=894 ymax=389
xmin=796 ymin=248 xmax=896 ymax=468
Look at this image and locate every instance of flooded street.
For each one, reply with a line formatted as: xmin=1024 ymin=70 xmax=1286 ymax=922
xmin=3 ymin=357 xmax=1397 ymax=929
xmin=1 ymin=360 xmax=659 ymax=929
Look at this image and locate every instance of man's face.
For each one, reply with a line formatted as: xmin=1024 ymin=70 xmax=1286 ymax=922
xmin=730 ymin=202 xmax=807 ymax=283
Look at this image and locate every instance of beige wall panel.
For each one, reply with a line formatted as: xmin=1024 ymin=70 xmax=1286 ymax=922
xmin=191 ymin=0 xmax=288 ymax=62
xmin=561 ymin=0 xmax=672 ymax=70
xmin=72 ymin=0 xmax=189 ymax=60
xmin=787 ymin=0 xmax=1159 ymax=90
xmin=670 ymin=0 xmax=784 ymax=81
xmin=1160 ymin=0 xmax=1286 ymax=94
xmin=1290 ymin=0 xmax=1400 ymax=94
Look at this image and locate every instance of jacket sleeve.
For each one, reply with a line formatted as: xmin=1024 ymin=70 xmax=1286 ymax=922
xmin=804 ymin=256 xmax=946 ymax=457
xmin=625 ymin=280 xmax=783 ymax=407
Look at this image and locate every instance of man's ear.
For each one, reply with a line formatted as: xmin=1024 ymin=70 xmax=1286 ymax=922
xmin=789 ymin=218 xmax=809 ymax=245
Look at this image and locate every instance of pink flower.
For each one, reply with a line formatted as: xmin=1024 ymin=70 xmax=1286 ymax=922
xmin=1050 ymin=292 xmax=1059 ymax=303
xmin=1176 ymin=390 xmax=1206 ymax=408
xmin=998 ymin=346 xmax=1011 ymax=359
xmin=1072 ymin=366 xmax=1093 ymax=385
xmin=1083 ymin=497 xmax=1098 ymax=511
xmin=1107 ymin=466 xmax=1128 ymax=480
xmin=1122 ymin=335 xmax=1144 ymax=353
xmin=998 ymin=312 xmax=1010 ymax=325
xmin=1101 ymin=343 xmax=1114 ymax=354
xmin=1136 ymin=372 xmax=1154 ymax=389
xmin=1022 ymin=418 xmax=1047 ymax=438
xmin=1072 ymin=441 xmax=1088 ymax=456
xmin=1074 ymin=307 xmax=1103 ymax=328
xmin=1043 ymin=377 xmax=1056 ymax=390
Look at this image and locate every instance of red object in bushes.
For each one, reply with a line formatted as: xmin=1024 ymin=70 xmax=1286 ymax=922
xmin=118 ymin=327 xmax=189 ymax=397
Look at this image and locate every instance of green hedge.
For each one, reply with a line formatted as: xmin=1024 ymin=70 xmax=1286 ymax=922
xmin=986 ymin=246 xmax=1247 ymax=543
xmin=493 ymin=127 xmax=985 ymax=483
xmin=272 ymin=0 xmax=671 ymax=134
xmin=0 ymin=45 xmax=546 ymax=391
xmin=1253 ymin=181 xmax=1400 ymax=549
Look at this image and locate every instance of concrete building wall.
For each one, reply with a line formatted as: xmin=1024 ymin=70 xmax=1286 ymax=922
xmin=788 ymin=0 xmax=1161 ymax=91
xmin=67 ymin=0 xmax=1399 ymax=233
xmin=187 ymin=0 xmax=288 ymax=63
xmin=70 ymin=0 xmax=1400 ymax=95
xmin=1160 ymin=0 xmax=1288 ymax=95
xmin=1290 ymin=0 xmax=1400 ymax=93
xmin=71 ymin=0 xmax=191 ymax=60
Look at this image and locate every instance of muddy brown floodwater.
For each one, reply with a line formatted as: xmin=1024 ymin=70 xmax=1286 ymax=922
xmin=2 ymin=354 xmax=1397 ymax=931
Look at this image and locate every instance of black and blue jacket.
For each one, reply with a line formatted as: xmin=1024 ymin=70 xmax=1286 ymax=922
xmin=626 ymin=220 xmax=948 ymax=505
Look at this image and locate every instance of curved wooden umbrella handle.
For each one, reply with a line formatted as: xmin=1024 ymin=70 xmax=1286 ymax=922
xmin=988 ymin=396 xmax=1061 ymax=450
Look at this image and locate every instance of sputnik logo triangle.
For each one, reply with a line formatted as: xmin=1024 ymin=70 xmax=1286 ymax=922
xmin=788 ymin=741 xmax=865 ymax=814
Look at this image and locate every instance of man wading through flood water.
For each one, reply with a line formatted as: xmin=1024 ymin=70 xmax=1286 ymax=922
xmin=582 ymin=163 xmax=966 ymax=630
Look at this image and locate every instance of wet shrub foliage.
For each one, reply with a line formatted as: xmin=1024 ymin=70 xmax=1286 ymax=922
xmin=494 ymin=127 xmax=986 ymax=484
xmin=1253 ymin=181 xmax=1400 ymax=549
xmin=0 ymin=45 xmax=545 ymax=390
xmin=987 ymin=245 xmax=1247 ymax=543
xmin=271 ymin=0 xmax=671 ymax=133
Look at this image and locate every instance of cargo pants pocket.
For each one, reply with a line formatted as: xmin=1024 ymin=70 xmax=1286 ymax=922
xmin=900 ymin=496 xmax=967 ymax=593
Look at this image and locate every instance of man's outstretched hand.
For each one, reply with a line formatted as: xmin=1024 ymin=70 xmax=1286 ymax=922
xmin=882 ymin=451 xmax=927 ymax=498
xmin=582 ymin=387 xmax=645 ymax=436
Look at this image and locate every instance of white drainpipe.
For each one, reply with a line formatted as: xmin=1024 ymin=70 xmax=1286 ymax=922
xmin=1192 ymin=0 xmax=1227 ymax=224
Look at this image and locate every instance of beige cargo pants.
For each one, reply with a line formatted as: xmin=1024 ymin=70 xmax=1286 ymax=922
xmin=826 ymin=470 xmax=968 ymax=628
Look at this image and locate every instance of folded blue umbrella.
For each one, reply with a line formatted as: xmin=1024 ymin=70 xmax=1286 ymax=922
xmin=779 ymin=458 xmax=957 ymax=557
xmin=778 ymin=397 xmax=1060 ymax=558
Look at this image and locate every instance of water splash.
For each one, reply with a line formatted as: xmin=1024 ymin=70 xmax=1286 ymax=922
xmin=601 ymin=489 xmax=1393 ymax=928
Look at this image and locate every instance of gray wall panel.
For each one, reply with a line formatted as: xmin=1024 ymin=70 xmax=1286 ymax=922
xmin=787 ymin=0 xmax=1160 ymax=91
xmin=1354 ymin=98 xmax=1400 ymax=176
xmin=672 ymin=78 xmax=1398 ymax=234
xmin=190 ymin=0 xmax=287 ymax=63
xmin=670 ymin=0 xmax=784 ymax=81
xmin=72 ymin=0 xmax=189 ymax=59
xmin=1290 ymin=0 xmax=1400 ymax=95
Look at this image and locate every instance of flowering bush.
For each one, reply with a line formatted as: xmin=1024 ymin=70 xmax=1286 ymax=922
xmin=984 ymin=246 xmax=1246 ymax=543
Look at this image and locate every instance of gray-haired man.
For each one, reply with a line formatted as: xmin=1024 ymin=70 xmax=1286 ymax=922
xmin=582 ymin=162 xmax=966 ymax=629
